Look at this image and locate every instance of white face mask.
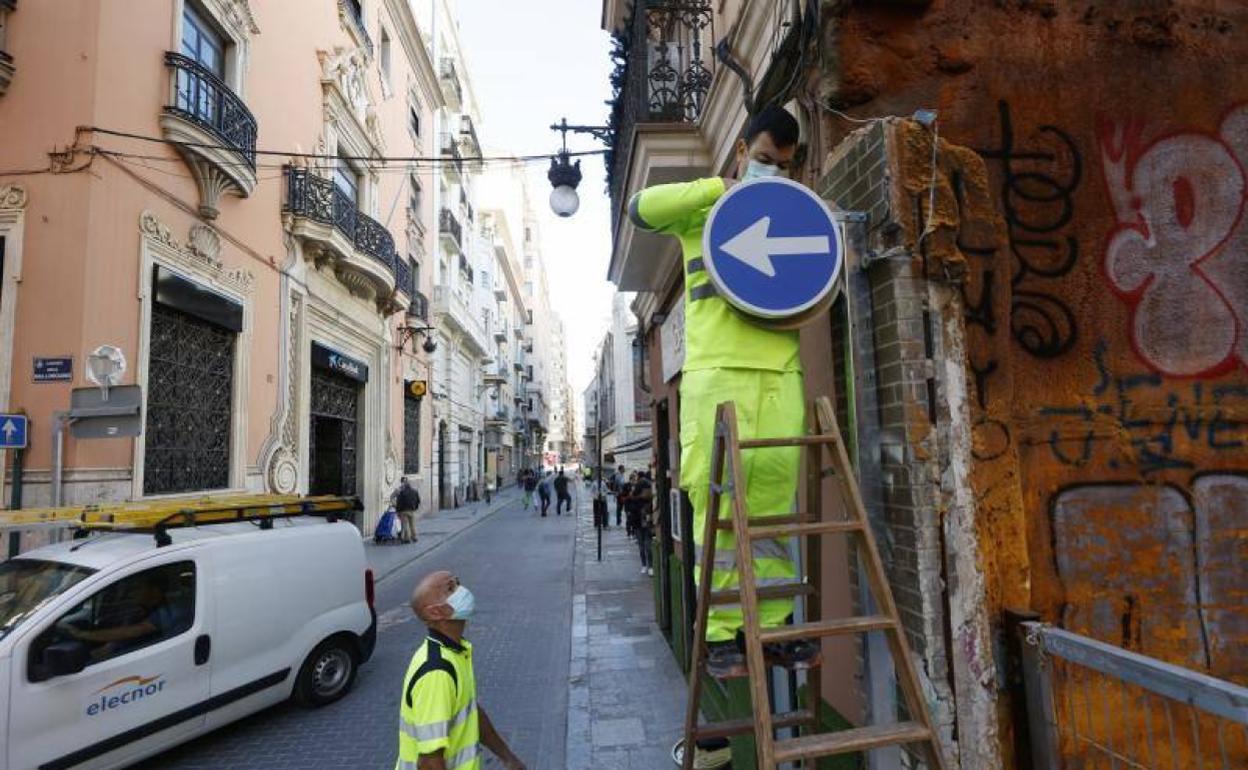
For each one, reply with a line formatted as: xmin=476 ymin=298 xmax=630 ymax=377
xmin=445 ymin=585 xmax=475 ymax=620
xmin=742 ymin=159 xmax=781 ymax=181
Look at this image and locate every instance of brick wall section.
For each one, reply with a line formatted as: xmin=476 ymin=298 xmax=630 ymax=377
xmin=818 ymin=119 xmax=890 ymax=229
xmin=818 ymin=120 xmax=956 ymax=745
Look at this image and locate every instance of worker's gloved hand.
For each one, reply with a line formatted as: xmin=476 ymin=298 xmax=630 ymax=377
xmin=502 ymin=759 xmax=526 ymax=770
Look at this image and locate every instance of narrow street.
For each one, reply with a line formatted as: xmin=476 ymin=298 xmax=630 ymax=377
xmin=138 ymin=491 xmax=577 ymax=769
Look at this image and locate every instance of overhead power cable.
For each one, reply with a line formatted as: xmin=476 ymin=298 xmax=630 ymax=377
xmin=81 ymin=126 xmax=608 ymax=166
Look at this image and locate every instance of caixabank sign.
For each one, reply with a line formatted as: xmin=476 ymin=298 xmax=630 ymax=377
xmin=85 ymin=674 xmax=168 ymax=717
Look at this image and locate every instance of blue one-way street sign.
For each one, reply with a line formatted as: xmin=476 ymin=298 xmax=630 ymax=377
xmin=0 ymin=414 xmax=28 ymax=450
xmin=702 ymin=176 xmax=843 ymax=320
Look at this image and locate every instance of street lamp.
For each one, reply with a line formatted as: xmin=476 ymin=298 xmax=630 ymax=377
xmin=396 ymin=312 xmax=437 ymax=355
xmin=547 ymin=118 xmax=611 ymax=218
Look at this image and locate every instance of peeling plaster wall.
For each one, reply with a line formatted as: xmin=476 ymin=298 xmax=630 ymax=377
xmin=816 ymin=0 xmax=1248 ymax=765
xmin=819 ymin=120 xmax=1013 ymax=768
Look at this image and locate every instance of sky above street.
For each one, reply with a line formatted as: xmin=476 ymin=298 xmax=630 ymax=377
xmin=457 ymin=0 xmax=617 ymax=397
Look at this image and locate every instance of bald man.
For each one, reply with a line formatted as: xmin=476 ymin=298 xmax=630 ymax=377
xmin=396 ymin=571 xmax=524 ymax=770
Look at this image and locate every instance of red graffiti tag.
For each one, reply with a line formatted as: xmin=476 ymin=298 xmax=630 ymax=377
xmin=1098 ymin=106 xmax=1248 ymax=378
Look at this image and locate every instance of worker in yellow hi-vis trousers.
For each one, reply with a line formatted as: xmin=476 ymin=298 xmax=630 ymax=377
xmin=627 ymin=106 xmax=818 ymax=681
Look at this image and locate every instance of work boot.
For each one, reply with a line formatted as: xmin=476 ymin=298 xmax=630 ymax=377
xmin=705 ymin=640 xmax=748 ymax=679
xmin=763 ymin=638 xmax=821 ymax=670
xmin=672 ymin=737 xmax=731 ymax=769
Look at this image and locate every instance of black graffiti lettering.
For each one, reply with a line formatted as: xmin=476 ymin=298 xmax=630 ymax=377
xmin=1047 ymin=429 xmax=1094 ymax=467
xmin=1039 ymin=343 xmax=1247 ymax=471
xmin=978 ymin=101 xmax=1082 ymax=358
xmin=971 ymin=416 xmax=1012 ymax=462
xmin=1011 ymin=290 xmax=1078 ymax=358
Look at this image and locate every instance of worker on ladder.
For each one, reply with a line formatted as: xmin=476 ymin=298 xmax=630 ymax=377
xmin=628 ymin=105 xmax=817 ymax=680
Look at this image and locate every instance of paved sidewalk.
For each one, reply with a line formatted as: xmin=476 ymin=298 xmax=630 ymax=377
xmin=567 ymin=485 xmax=688 ymax=769
xmin=367 ymin=485 xmax=522 ymax=582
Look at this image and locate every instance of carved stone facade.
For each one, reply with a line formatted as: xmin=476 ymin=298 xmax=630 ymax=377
xmin=138 ymin=210 xmax=254 ymax=293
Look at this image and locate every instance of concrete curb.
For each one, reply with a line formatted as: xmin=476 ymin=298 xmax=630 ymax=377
xmin=371 ymin=488 xmax=522 ymax=584
xmin=565 ymin=485 xmax=593 ymax=770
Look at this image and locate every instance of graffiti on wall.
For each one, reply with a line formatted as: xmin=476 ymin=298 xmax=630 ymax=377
xmin=1036 ymin=341 xmax=1247 ymax=473
xmin=1099 ymin=106 xmax=1248 ymax=378
xmin=978 ymin=100 xmax=1083 ymax=359
xmin=1050 ymin=473 xmax=1247 ymax=677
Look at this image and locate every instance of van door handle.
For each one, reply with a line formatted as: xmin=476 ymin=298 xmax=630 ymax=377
xmin=194 ymin=634 xmax=211 ymax=666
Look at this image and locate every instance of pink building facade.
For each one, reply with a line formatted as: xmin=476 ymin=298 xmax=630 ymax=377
xmin=0 ymin=0 xmax=443 ymax=537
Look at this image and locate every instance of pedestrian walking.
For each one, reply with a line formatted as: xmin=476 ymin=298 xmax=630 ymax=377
xmin=624 ymin=471 xmax=641 ymax=538
xmin=634 ymin=472 xmax=655 ymax=576
xmin=538 ymin=471 xmax=554 ymax=517
xmin=390 ymin=477 xmax=421 ymax=544
xmin=522 ymin=470 xmax=537 ymax=512
xmin=553 ymin=469 xmax=572 ymax=515
xmin=611 ymin=464 xmax=627 ymax=527
xmin=398 ymin=570 xmax=526 ymax=770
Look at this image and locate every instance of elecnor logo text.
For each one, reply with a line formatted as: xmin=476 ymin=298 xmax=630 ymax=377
xmin=86 ymin=674 xmax=167 ymax=717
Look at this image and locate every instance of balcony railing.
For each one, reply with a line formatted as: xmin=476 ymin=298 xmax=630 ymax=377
xmin=439 ymin=58 xmax=463 ymax=108
xmin=284 ymin=166 xmax=400 ymax=278
xmin=606 ymin=0 xmax=714 ymax=218
xmin=440 ymin=134 xmax=463 ymax=176
xmin=440 ymin=207 xmax=463 ymax=250
xmin=460 ymin=114 xmax=481 ymax=156
xmin=409 ymin=289 xmax=429 ymax=321
xmin=0 ymin=50 xmax=13 ymax=98
xmin=164 ymin=52 xmax=257 ymax=169
xmin=395 ymin=257 xmax=414 ymax=298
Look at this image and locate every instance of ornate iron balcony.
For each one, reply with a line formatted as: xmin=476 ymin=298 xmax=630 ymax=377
xmin=164 ymin=52 xmax=257 ymax=169
xmin=409 ymin=290 xmax=429 ymax=321
xmin=440 ymin=134 xmax=464 ymax=178
xmin=395 ymin=256 xmax=414 ymax=298
xmin=440 ymin=207 xmax=463 ymax=250
xmin=284 ymin=166 xmax=400 ymax=278
xmin=606 ymin=0 xmax=714 ymax=218
xmin=439 ymin=58 xmax=463 ymax=108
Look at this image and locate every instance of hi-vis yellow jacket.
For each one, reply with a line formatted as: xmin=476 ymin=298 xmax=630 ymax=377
xmin=628 ymin=177 xmax=800 ymax=373
xmin=397 ymin=631 xmax=480 ymax=770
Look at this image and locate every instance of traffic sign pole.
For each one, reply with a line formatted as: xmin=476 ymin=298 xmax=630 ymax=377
xmin=7 ymin=447 xmax=23 ymax=558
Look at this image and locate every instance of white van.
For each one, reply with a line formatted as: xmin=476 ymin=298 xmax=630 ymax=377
xmin=0 ymin=516 xmax=377 ymax=770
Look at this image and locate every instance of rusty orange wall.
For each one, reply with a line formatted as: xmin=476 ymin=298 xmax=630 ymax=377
xmin=824 ymin=0 xmax=1248 ymax=680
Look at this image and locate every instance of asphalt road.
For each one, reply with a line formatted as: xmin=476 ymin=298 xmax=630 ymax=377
xmin=136 ymin=494 xmax=576 ymax=769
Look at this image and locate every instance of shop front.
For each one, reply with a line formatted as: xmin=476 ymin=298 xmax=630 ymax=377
xmin=308 ymin=342 xmax=367 ymax=498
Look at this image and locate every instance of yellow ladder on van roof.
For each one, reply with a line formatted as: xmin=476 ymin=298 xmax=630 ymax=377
xmin=0 ymin=494 xmax=361 ymax=537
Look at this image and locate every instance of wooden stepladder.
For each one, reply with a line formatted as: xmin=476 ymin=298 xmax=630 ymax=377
xmin=681 ymin=396 xmax=948 ymax=769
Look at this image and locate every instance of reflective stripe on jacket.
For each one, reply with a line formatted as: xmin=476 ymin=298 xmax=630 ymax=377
xmin=628 ymin=177 xmax=801 ymax=374
xmin=396 ymin=631 xmax=480 ymax=770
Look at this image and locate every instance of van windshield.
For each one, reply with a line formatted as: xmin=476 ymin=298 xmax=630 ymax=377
xmin=0 ymin=559 xmax=96 ymax=641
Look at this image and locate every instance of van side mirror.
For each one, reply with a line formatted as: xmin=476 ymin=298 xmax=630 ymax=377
xmin=44 ymin=640 xmax=91 ymax=677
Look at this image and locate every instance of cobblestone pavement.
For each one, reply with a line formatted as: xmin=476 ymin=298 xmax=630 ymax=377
xmin=566 ymin=486 xmax=687 ymax=770
xmin=137 ymin=485 xmax=574 ymax=770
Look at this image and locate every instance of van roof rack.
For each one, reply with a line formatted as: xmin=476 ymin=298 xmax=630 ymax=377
xmin=0 ymin=494 xmax=363 ymax=547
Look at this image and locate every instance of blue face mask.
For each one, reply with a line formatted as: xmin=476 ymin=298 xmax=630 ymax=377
xmin=742 ymin=159 xmax=781 ymax=181
xmin=445 ymin=585 xmax=475 ymax=620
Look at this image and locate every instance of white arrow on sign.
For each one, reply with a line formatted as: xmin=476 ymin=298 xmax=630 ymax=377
xmin=719 ymin=216 xmax=831 ymax=278
xmin=2 ymin=420 xmax=16 ymax=441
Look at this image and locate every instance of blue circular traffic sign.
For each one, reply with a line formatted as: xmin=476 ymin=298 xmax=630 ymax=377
xmin=702 ymin=177 xmax=843 ymax=320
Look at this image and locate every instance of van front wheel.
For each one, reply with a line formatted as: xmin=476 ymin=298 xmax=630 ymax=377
xmin=294 ymin=636 xmax=359 ymax=707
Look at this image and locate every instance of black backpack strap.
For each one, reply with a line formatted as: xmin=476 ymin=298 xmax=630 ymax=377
xmin=405 ymin=641 xmax=458 ymax=708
